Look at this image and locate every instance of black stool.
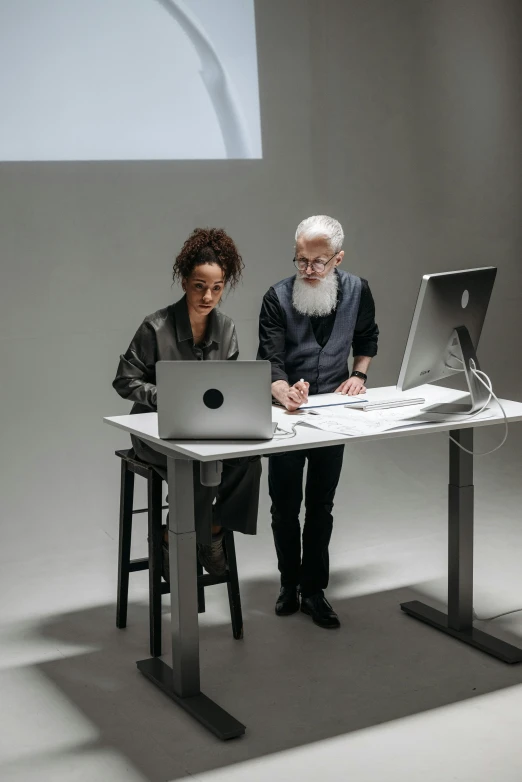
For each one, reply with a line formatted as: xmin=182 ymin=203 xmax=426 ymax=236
xmin=115 ymin=448 xmax=243 ymax=657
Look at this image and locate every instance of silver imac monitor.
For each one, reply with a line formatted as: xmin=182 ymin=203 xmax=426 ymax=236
xmin=396 ymin=267 xmax=497 ymax=415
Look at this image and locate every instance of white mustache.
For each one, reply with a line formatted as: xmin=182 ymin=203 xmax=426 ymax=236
xmin=299 ymin=274 xmax=321 ymax=281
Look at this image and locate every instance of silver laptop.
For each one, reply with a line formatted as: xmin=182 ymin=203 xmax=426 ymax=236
xmin=156 ymin=360 xmax=274 ymax=440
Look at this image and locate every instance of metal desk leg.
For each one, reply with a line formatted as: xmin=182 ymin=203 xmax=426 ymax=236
xmin=137 ymin=457 xmax=246 ymax=739
xmin=401 ymin=428 xmax=522 ymax=664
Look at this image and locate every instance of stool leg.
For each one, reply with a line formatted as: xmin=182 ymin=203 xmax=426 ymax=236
xmin=196 ymin=557 xmax=206 ymax=613
xmin=224 ymin=531 xmax=243 ymax=640
xmin=116 ymin=461 xmax=134 ymax=629
xmin=148 ymin=471 xmax=163 ymax=657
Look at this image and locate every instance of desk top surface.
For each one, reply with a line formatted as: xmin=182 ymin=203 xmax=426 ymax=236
xmin=104 ymin=384 xmax=522 ymax=462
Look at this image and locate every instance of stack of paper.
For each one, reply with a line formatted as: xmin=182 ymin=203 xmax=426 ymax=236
xmin=295 ymin=405 xmax=494 ymax=437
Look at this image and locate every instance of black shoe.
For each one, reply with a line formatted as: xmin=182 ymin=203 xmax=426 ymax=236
xmin=301 ymin=592 xmax=340 ymax=629
xmin=275 ymin=586 xmax=300 ymax=616
xmin=197 ymin=529 xmax=227 ymax=578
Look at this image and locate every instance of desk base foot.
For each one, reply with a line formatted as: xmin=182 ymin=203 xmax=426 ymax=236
xmin=137 ymin=658 xmax=246 ymax=739
xmin=400 ymin=601 xmax=522 ymax=664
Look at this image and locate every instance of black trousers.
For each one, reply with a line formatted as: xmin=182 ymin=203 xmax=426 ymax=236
xmin=131 ymin=435 xmax=262 ymax=545
xmin=268 ymin=444 xmax=345 ymax=598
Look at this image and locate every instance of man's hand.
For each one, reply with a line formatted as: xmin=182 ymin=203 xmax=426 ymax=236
xmin=293 ymin=379 xmax=309 ymax=404
xmin=272 ymin=380 xmax=309 ymax=411
xmin=335 ymin=376 xmax=366 ymax=396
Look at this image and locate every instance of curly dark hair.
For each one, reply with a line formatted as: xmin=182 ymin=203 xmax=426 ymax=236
xmin=172 ymin=228 xmax=244 ymax=288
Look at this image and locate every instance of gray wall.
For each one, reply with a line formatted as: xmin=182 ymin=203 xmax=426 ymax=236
xmin=1 ymin=0 xmax=521 ymax=554
xmin=311 ymin=0 xmax=522 ymax=393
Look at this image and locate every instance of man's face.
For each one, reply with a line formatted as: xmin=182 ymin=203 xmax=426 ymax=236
xmin=294 ymin=236 xmax=344 ymax=285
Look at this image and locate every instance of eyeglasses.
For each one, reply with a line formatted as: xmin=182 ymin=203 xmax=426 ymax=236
xmin=293 ymin=251 xmax=338 ymax=273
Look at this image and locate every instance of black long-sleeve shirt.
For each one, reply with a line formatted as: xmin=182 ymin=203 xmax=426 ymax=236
xmin=257 ymin=277 xmax=379 ymax=385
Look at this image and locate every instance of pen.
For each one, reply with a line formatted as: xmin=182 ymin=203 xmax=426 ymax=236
xmin=299 ymin=378 xmax=306 ymax=397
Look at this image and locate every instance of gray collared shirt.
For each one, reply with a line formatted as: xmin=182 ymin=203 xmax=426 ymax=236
xmin=113 ymin=295 xmax=239 ymax=414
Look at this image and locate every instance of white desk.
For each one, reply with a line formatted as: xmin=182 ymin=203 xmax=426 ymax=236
xmin=104 ymin=384 xmax=522 ymax=739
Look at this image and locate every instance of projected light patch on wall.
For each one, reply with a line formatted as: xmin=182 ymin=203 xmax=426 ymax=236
xmin=0 ymin=0 xmax=262 ymax=160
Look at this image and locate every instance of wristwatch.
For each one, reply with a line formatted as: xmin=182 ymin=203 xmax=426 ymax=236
xmin=350 ymin=370 xmax=367 ymax=382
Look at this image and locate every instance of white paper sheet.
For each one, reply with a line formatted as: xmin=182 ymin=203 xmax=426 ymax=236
xmin=297 ymin=405 xmax=495 ymax=437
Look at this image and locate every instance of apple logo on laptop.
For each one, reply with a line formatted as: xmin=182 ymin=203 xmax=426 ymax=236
xmin=203 ymin=388 xmax=224 ymax=409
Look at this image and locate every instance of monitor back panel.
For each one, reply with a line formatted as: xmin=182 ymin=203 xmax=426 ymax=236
xmin=397 ymin=266 xmax=497 ymax=391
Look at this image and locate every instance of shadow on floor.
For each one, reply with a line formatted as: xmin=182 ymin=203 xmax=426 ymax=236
xmin=12 ymin=573 xmax=522 ymax=782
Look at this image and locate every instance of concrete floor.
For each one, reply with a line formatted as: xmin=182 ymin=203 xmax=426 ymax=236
xmin=1 ymin=428 xmax=522 ymax=781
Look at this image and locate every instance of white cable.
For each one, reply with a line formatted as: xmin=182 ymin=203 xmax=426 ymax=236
xmin=439 ymin=357 xmax=508 ymax=454
xmin=438 ymin=358 xmax=514 ymax=618
xmin=273 ymin=423 xmax=298 ymax=439
xmin=448 ymin=367 xmax=512 ymax=616
xmin=447 ymin=365 xmax=508 ymax=456
xmin=442 ymin=356 xmax=493 ymax=418
xmin=473 ymin=607 xmax=522 ymax=622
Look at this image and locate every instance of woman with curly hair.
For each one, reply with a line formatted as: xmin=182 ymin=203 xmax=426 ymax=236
xmin=113 ymin=228 xmax=261 ymax=579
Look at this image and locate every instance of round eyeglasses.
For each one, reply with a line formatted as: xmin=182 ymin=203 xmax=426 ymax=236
xmin=293 ymin=251 xmax=338 ymax=274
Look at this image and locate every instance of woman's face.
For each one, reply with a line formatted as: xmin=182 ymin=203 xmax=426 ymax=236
xmin=183 ymin=263 xmax=225 ymax=317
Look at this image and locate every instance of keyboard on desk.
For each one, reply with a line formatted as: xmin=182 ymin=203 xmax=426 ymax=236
xmin=346 ymin=397 xmax=425 ymax=411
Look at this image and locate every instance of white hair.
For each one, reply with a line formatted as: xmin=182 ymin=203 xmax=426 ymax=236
xmin=295 ymin=215 xmax=344 ymax=253
xmin=292 ymin=270 xmax=339 ymax=317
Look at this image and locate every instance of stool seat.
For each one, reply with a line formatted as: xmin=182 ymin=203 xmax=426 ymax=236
xmin=115 ymin=448 xmax=243 ymax=656
xmin=115 ymin=448 xmax=154 ymax=479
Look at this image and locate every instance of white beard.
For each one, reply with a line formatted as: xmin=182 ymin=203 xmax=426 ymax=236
xmin=292 ymin=272 xmax=339 ymax=317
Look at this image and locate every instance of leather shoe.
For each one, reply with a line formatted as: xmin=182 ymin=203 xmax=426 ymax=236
xmin=197 ymin=529 xmax=227 ymax=578
xmin=275 ymin=586 xmax=300 ymax=616
xmin=301 ymin=591 xmax=340 ymax=629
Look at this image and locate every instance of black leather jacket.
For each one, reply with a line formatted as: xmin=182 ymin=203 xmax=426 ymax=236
xmin=113 ymin=295 xmax=238 ymax=415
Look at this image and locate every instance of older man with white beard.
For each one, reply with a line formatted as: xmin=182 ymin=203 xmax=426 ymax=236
xmin=257 ymin=215 xmax=379 ymax=628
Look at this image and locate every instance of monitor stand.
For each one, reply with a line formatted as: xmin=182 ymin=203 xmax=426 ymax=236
xmin=421 ymin=326 xmax=490 ymax=416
